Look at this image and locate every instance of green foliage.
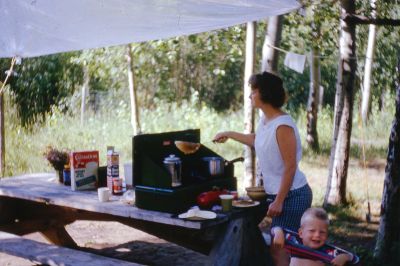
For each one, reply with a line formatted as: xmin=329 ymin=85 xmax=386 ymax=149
xmin=130 ymin=28 xmax=246 ymax=111
xmin=5 ymin=53 xmax=82 ymax=126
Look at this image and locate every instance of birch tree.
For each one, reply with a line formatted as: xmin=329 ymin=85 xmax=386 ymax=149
xmin=81 ymin=64 xmax=89 ymax=125
xmin=324 ymin=0 xmax=357 ymax=206
xmin=306 ymin=4 xmax=321 ymax=151
xmin=0 ymin=82 xmax=4 ymax=177
xmin=243 ymin=22 xmax=256 ymax=188
xmin=261 ymin=16 xmax=283 ymax=73
xmin=126 ymin=44 xmax=141 ymax=135
xmin=361 ymin=0 xmax=377 ymax=124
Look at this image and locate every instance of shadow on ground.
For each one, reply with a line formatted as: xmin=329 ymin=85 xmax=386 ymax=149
xmin=82 ymin=240 xmax=208 ymax=266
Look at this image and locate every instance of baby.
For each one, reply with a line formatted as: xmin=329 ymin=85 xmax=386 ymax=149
xmin=272 ymin=207 xmax=354 ymax=266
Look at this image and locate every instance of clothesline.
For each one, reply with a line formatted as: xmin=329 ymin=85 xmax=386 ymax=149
xmin=267 ymin=43 xmax=372 ymax=61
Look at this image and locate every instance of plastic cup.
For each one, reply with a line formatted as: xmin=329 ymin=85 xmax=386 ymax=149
xmin=219 ymin=194 xmax=234 ymax=212
xmin=98 ymin=187 xmax=110 ymax=202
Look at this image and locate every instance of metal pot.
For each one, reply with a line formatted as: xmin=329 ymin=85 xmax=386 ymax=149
xmin=202 ymin=156 xmax=244 ymax=176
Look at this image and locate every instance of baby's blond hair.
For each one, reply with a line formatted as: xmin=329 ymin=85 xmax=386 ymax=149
xmin=300 ymin=207 xmax=329 ymax=227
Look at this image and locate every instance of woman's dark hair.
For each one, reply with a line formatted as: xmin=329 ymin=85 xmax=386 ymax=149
xmin=248 ymin=72 xmax=286 ymax=108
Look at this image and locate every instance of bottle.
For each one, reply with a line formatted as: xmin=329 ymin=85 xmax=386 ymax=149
xmin=63 ymin=164 xmax=71 ymax=186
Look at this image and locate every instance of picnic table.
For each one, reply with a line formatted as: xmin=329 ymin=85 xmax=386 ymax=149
xmin=0 ymin=173 xmax=272 ymax=265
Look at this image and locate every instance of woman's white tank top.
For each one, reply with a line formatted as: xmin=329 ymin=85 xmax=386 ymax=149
xmin=254 ymin=114 xmax=307 ymax=195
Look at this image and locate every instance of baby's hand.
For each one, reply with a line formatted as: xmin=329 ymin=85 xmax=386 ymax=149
xmin=271 ymin=227 xmax=285 ymax=249
xmin=331 ymin=253 xmax=352 ymax=266
xmin=258 ymin=216 xmax=270 ymax=229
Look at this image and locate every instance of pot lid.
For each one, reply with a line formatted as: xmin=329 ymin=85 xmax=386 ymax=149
xmin=164 ymin=154 xmax=181 ymax=163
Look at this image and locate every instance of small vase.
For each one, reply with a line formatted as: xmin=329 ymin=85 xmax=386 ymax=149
xmin=57 ymin=170 xmax=64 ymax=183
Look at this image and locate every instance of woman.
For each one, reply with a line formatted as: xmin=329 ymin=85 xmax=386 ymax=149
xmin=213 ymin=71 xmax=312 ymax=266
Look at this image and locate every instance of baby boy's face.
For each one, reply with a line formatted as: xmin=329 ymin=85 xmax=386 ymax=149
xmin=299 ymin=219 xmax=328 ymax=249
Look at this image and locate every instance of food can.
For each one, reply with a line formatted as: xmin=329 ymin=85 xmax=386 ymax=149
xmin=107 ymin=150 xmax=119 ymax=191
xmin=112 ymin=178 xmax=123 ymax=195
xmin=107 ymin=151 xmax=119 ymax=177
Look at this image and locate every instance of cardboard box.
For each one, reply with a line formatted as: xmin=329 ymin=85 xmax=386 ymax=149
xmin=70 ymin=150 xmax=99 ymax=191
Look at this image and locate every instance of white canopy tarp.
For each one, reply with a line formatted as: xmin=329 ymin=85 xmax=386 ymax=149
xmin=0 ymin=0 xmax=300 ymax=58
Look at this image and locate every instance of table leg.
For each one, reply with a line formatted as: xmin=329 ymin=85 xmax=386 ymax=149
xmin=209 ymin=217 xmax=243 ymax=265
xmin=40 ymin=224 xmax=77 ymax=248
xmin=208 ymin=216 xmax=273 ymax=266
xmin=0 ymin=196 xmax=17 ymax=224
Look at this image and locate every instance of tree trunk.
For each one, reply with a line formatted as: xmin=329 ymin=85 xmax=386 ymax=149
xmin=0 ymin=89 xmax=4 ymax=178
xmin=324 ymin=0 xmax=357 ymax=207
xmin=361 ymin=0 xmax=377 ymax=124
xmin=126 ymin=44 xmax=141 ymax=135
xmin=306 ymin=48 xmax=320 ymax=151
xmin=80 ymin=65 xmax=89 ymax=125
xmin=243 ymin=22 xmax=256 ymax=189
xmin=261 ymin=16 xmax=283 ymax=73
xmin=306 ymin=5 xmax=321 ymax=151
xmin=374 ymin=52 xmax=400 ymax=263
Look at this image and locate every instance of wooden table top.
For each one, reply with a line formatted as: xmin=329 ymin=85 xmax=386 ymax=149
xmin=0 ymin=173 xmax=229 ymax=230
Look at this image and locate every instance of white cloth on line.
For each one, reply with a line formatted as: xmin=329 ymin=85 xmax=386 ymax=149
xmin=284 ymin=52 xmax=307 ymax=74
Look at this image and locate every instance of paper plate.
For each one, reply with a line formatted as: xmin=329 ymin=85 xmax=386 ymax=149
xmin=178 ymin=209 xmax=217 ymax=220
xmin=232 ymin=200 xmax=260 ymax=208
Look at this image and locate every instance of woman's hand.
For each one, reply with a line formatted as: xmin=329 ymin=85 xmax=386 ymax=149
xmin=213 ymin=132 xmax=230 ymax=143
xmin=267 ymin=200 xmax=283 ymax=217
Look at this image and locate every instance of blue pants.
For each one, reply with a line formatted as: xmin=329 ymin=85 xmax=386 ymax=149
xmin=267 ymin=184 xmax=313 ymax=232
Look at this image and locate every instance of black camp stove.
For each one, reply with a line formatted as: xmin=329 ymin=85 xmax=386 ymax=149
xmin=133 ymin=129 xmax=237 ymax=214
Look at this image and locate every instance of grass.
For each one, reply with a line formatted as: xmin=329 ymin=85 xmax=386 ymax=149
xmin=1 ymin=90 xmax=394 ymax=263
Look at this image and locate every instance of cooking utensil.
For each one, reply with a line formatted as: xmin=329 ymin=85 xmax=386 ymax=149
xmin=174 ymin=140 xmax=218 ymax=154
xmin=245 ymin=186 xmax=267 ymax=201
xmin=232 ymin=200 xmax=260 ymax=208
xmin=202 ymin=156 xmax=244 ymax=176
xmin=174 ymin=141 xmax=201 ymax=154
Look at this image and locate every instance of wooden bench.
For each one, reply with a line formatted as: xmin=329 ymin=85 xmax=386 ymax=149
xmin=0 ymin=231 xmax=141 ymax=266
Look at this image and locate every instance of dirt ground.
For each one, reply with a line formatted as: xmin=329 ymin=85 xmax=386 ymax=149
xmin=0 ymin=220 xmax=208 ymax=266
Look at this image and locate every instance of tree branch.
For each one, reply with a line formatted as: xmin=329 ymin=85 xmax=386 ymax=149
xmin=343 ymin=14 xmax=400 ymax=26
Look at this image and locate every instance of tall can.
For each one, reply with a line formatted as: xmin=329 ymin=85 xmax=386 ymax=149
xmin=106 ymin=150 xmax=119 ymax=193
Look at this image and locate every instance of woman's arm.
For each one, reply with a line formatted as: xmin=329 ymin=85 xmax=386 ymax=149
xmin=213 ymin=131 xmax=255 ymax=147
xmin=267 ymin=125 xmax=297 ymax=217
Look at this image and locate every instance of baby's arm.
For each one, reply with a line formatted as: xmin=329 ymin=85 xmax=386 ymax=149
xmin=271 ymin=226 xmax=285 ymax=248
xmin=331 ymin=253 xmax=353 ymax=266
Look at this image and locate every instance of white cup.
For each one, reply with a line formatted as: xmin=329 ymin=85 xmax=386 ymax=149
xmin=98 ymin=187 xmax=110 ymax=202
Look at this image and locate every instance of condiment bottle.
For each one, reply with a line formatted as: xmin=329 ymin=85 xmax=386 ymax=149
xmin=63 ymin=164 xmax=71 ymax=186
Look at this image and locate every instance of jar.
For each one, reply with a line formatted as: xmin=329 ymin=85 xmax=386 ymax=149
xmin=163 ymin=154 xmax=182 ymax=187
xmin=112 ymin=178 xmax=123 ymax=195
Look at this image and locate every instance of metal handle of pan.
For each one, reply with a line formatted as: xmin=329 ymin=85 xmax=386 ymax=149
xmin=225 ymin=157 xmax=244 ymax=165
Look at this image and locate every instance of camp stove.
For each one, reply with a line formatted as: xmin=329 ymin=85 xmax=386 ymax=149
xmin=133 ymin=129 xmax=237 ymax=214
